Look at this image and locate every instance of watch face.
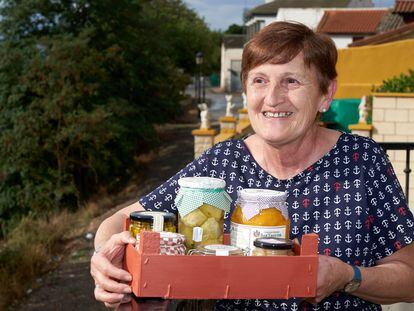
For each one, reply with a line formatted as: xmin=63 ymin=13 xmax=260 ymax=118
xmin=344 ymin=280 xmax=361 ymax=293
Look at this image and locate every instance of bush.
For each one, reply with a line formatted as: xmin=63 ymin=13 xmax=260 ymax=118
xmin=374 ymin=69 xmax=414 ymax=93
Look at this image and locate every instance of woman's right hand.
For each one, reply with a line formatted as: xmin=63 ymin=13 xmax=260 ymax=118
xmin=90 ymin=231 xmax=136 ymax=309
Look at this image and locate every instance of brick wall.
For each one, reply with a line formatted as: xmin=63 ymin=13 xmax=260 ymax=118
xmin=372 ymin=93 xmax=414 ymax=210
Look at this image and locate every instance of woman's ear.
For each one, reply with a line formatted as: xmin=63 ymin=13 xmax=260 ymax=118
xmin=320 ymin=79 xmax=337 ymax=112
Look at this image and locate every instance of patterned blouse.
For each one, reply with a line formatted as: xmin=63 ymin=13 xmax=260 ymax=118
xmin=139 ymin=132 xmax=414 ymax=311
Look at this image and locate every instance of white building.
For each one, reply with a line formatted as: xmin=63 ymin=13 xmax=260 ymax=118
xmin=220 ymin=35 xmax=245 ymax=93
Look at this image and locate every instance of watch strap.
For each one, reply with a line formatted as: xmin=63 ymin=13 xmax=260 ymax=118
xmin=352 ymin=265 xmax=361 ymax=282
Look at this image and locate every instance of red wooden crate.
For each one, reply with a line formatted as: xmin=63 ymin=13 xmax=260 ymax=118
xmin=124 ymin=223 xmax=318 ymax=300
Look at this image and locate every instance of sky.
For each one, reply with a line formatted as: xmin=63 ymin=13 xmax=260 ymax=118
xmin=183 ymin=0 xmax=396 ymax=31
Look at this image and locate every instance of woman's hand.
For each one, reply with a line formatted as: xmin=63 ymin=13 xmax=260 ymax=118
xmin=90 ymin=231 xmax=136 ymax=309
xmin=308 ymin=255 xmax=353 ymax=304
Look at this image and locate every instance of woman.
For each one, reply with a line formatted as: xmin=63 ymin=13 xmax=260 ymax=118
xmin=91 ymin=21 xmax=414 ymax=310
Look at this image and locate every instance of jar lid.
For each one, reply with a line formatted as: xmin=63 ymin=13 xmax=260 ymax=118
xmin=192 ymin=244 xmax=246 ymax=256
xmin=178 ymin=177 xmax=225 ymax=190
xmin=130 ymin=211 xmax=176 ymax=222
xmin=253 ymin=237 xmax=293 ymax=250
xmin=238 ymin=189 xmax=287 ymax=202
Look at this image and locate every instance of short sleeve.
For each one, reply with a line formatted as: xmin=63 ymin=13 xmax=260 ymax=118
xmin=138 ymin=151 xmax=210 ymax=214
xmin=364 ymin=142 xmax=414 ymax=261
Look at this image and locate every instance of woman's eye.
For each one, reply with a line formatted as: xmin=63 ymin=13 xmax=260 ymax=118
xmin=287 ymin=78 xmax=299 ymax=84
xmin=283 ymin=77 xmax=300 ymax=89
xmin=253 ymin=77 xmax=266 ymax=84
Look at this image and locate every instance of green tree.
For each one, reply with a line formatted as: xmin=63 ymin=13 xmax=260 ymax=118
xmin=224 ymin=23 xmax=245 ymax=35
xmin=0 ymin=0 xmax=217 ymax=234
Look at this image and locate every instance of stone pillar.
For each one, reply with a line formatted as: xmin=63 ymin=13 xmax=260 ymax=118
xmin=348 ymin=123 xmax=373 ymax=137
xmin=236 ymin=108 xmax=250 ymax=134
xmin=219 ymin=116 xmax=237 ymax=134
xmin=192 ymin=129 xmax=217 ymax=159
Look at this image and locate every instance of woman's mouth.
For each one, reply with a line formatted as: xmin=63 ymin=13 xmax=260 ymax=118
xmin=263 ymin=111 xmax=293 ymax=118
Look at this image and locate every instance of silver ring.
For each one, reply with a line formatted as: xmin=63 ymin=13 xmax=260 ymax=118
xmin=95 ymin=284 xmax=100 ymax=289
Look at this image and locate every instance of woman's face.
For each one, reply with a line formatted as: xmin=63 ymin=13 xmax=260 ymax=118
xmin=246 ymin=53 xmax=334 ymax=147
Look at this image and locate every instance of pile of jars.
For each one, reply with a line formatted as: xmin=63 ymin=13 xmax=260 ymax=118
xmin=130 ymin=176 xmax=298 ymax=257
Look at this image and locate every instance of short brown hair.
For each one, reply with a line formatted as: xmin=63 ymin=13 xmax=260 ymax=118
xmin=241 ymin=21 xmax=337 ymax=94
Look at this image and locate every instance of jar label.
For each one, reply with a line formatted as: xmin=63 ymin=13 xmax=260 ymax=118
xmin=230 ymin=222 xmax=287 ymax=253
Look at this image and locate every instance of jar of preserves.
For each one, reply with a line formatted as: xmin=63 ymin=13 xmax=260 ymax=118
xmin=230 ymin=189 xmax=289 ymax=252
xmin=188 ymin=244 xmax=247 ymax=256
xmin=252 ymin=237 xmax=294 ymax=256
xmin=129 ymin=211 xmax=176 ymax=239
xmin=174 ymin=177 xmax=232 ymax=248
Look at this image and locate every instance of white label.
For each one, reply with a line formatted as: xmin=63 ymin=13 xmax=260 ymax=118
xmin=230 ymin=222 xmax=286 ymax=253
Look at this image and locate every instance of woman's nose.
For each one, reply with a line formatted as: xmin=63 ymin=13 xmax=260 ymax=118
xmin=264 ymin=83 xmax=286 ymax=107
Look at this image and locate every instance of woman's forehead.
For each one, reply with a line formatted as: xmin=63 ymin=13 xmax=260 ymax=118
xmin=248 ymin=55 xmax=313 ymax=77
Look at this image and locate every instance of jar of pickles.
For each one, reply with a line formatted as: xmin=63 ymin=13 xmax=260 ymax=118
xmin=129 ymin=211 xmax=176 ymax=239
xmin=252 ymin=237 xmax=294 ymax=256
xmin=230 ymin=189 xmax=289 ymax=252
xmin=174 ymin=177 xmax=232 ymax=248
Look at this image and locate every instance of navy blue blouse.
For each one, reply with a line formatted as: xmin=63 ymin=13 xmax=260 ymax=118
xmin=139 ymin=133 xmax=414 ymax=311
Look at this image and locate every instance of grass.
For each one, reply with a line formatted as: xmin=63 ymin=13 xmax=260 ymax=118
xmin=0 ymin=202 xmax=102 ymax=310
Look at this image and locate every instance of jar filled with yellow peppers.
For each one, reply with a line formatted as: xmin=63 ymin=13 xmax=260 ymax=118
xmin=174 ymin=177 xmax=232 ymax=248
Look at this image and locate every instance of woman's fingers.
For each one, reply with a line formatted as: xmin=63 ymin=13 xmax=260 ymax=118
xmin=108 ymin=231 xmax=136 ymax=249
xmin=91 ymin=253 xmax=132 ymax=283
xmin=94 ymin=285 xmax=124 ymax=304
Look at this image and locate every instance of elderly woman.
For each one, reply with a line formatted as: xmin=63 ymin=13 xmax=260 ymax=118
xmin=91 ymin=21 xmax=414 ymax=310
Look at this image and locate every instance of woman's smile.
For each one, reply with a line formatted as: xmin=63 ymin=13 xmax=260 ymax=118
xmin=263 ymin=111 xmax=293 ymax=118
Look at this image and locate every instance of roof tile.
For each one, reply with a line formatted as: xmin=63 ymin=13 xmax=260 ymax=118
xmin=348 ymin=21 xmax=414 ymax=46
xmin=317 ymin=10 xmax=388 ymax=34
xmin=394 ymin=0 xmax=414 ymax=13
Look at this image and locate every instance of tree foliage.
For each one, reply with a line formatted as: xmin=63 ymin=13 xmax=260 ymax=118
xmin=224 ymin=23 xmax=245 ymax=35
xmin=374 ymin=69 xmax=414 ymax=93
xmin=0 ymin=0 xmax=220 ymax=234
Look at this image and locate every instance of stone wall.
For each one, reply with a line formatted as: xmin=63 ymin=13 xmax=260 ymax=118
xmin=371 ymin=93 xmax=414 ymax=209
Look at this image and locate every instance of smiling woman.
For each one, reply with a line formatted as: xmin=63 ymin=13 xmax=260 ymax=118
xmin=91 ymin=21 xmax=414 ymax=311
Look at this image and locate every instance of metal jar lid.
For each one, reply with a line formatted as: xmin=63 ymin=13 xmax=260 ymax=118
xmin=253 ymin=237 xmax=293 ymax=250
xmin=130 ymin=211 xmax=176 ymax=222
xmin=190 ymin=244 xmax=247 ymax=256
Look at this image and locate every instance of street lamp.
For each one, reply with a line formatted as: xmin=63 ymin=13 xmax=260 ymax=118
xmin=195 ymin=52 xmax=204 ymax=104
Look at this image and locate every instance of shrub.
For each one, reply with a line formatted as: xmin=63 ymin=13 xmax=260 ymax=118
xmin=374 ymin=69 xmax=414 ymax=93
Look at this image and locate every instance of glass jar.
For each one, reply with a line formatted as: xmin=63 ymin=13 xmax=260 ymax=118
xmin=174 ymin=177 xmax=232 ymax=248
xmin=129 ymin=211 xmax=176 ymax=239
xmin=188 ymin=244 xmax=247 ymax=256
xmin=230 ymin=189 xmax=289 ymax=253
xmin=159 ymin=232 xmax=186 ymax=255
xmin=252 ymin=237 xmax=294 ymax=256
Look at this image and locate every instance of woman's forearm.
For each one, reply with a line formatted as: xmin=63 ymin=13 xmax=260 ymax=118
xmin=94 ymin=201 xmax=144 ymax=250
xmin=354 ymin=257 xmax=414 ymax=304
xmin=356 ymin=262 xmax=414 ymax=304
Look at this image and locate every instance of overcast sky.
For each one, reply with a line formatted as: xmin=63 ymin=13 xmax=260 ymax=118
xmin=183 ymin=0 xmax=396 ymax=31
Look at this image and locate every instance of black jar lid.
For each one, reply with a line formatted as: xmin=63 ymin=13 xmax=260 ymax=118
xmin=253 ymin=237 xmax=293 ymax=250
xmin=130 ymin=211 xmax=176 ymax=222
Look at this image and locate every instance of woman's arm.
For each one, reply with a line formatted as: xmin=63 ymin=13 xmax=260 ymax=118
xmin=354 ymin=242 xmax=414 ymax=304
xmin=313 ymin=243 xmax=414 ymax=304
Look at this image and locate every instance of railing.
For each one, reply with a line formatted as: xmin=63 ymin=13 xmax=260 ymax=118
xmin=379 ymin=142 xmax=414 ymax=201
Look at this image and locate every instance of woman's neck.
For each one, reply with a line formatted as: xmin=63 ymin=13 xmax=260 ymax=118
xmin=245 ymin=127 xmax=340 ymax=180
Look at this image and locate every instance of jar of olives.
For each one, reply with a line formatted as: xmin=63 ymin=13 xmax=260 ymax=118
xmin=230 ymin=189 xmax=289 ymax=252
xmin=174 ymin=177 xmax=232 ymax=248
xmin=129 ymin=211 xmax=176 ymax=239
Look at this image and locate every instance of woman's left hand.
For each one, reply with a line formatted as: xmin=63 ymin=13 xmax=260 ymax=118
xmin=307 ymin=255 xmax=353 ymax=304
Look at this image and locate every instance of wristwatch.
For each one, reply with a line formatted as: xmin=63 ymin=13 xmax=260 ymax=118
xmin=343 ymin=265 xmax=362 ymax=293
